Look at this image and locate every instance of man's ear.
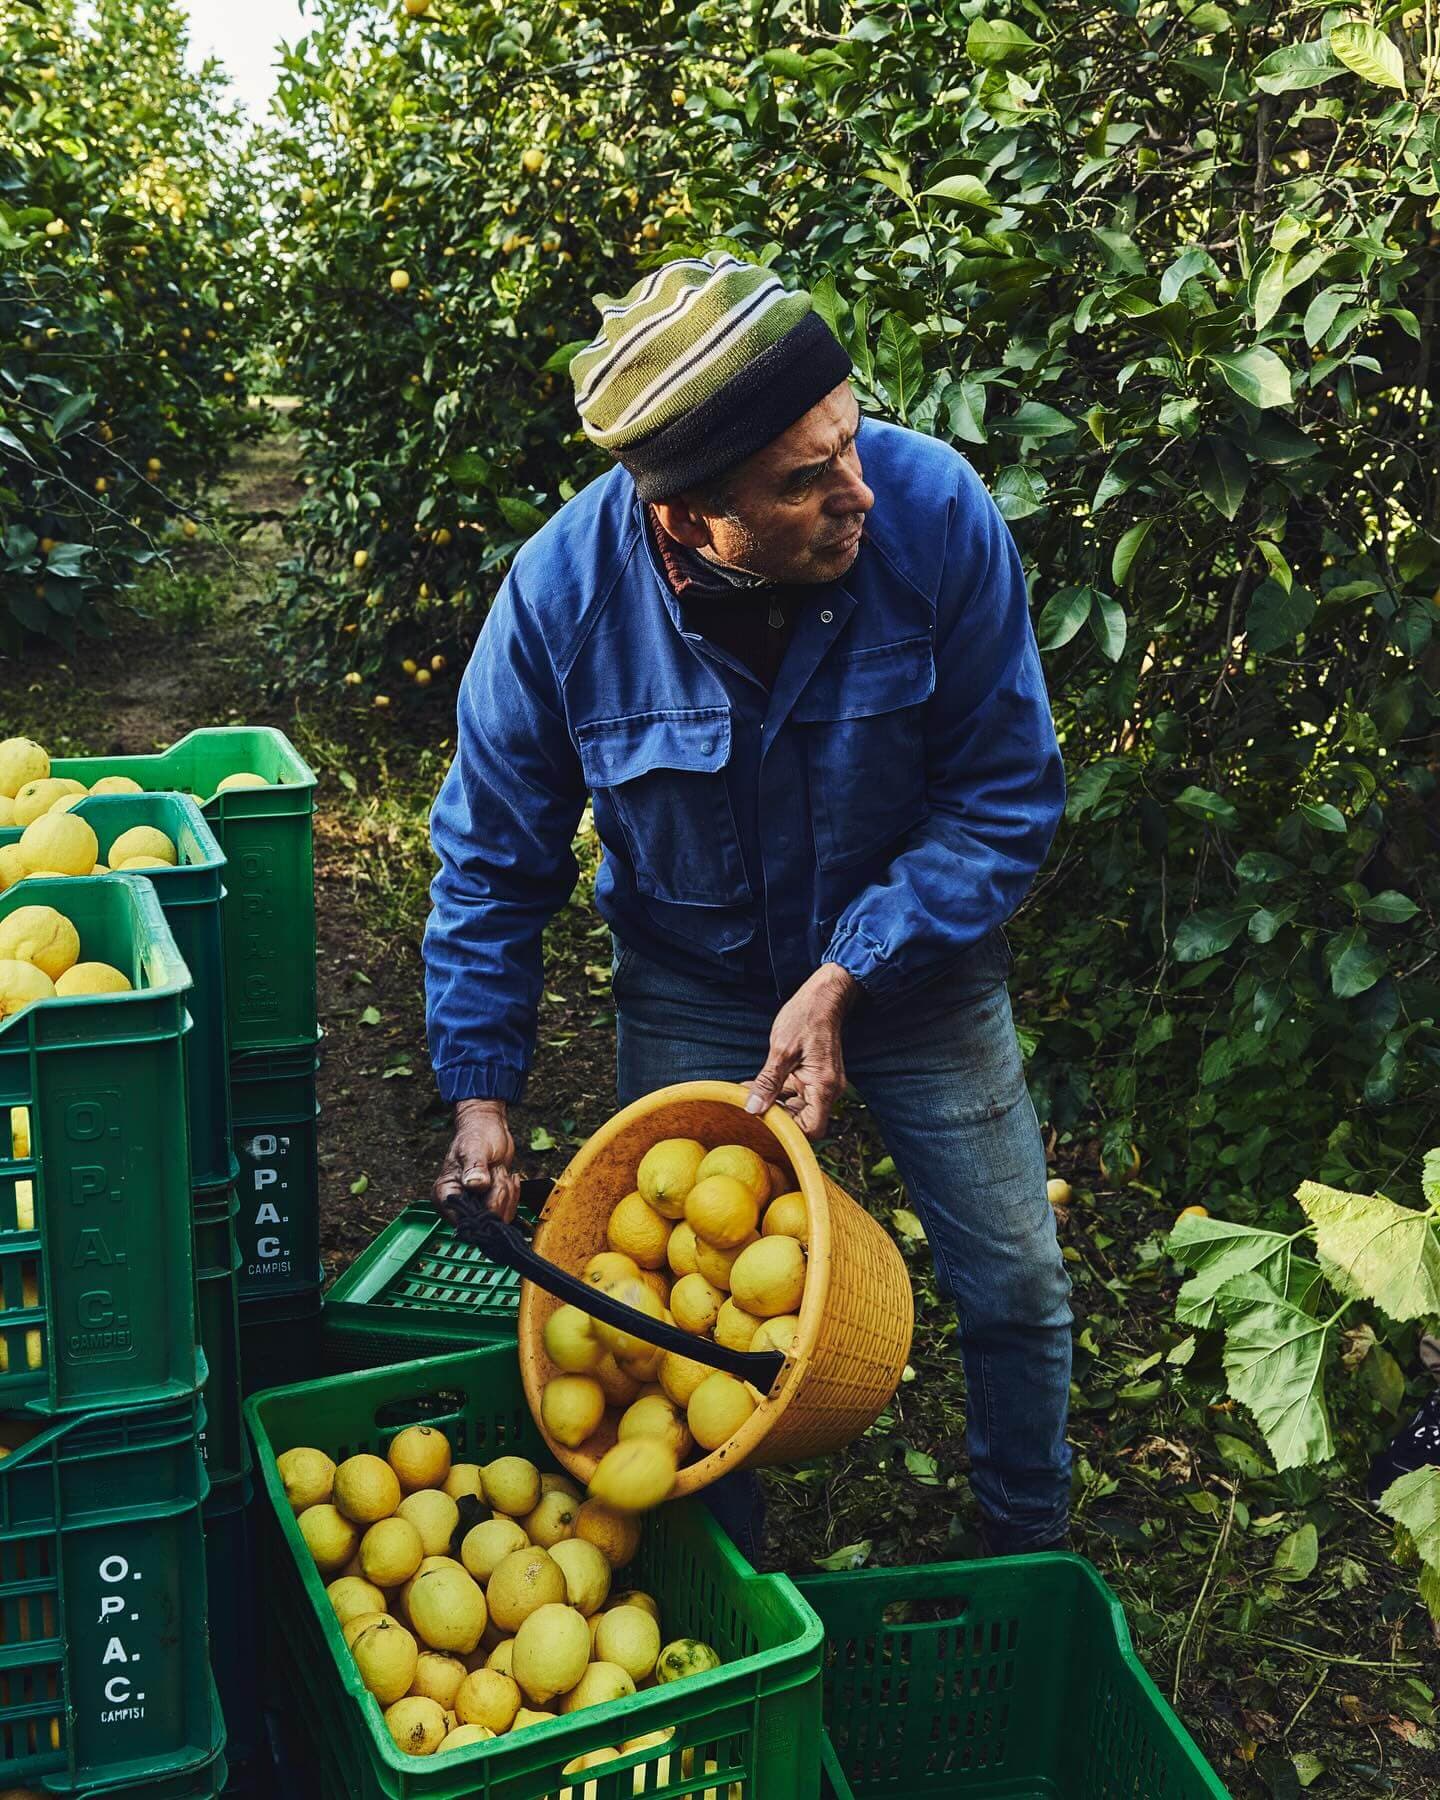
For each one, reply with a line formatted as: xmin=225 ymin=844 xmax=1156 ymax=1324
xmin=652 ymin=495 xmax=715 ymax=551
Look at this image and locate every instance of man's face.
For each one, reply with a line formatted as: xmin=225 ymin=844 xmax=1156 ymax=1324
xmin=654 ymin=381 xmax=875 ymax=585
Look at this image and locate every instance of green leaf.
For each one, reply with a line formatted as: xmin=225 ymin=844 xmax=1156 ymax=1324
xmin=1424 ymin=1151 xmax=1440 ymax=1209
xmin=965 ymin=18 xmax=1039 ymax=67
xmin=529 ymin=1125 xmax=556 ymax=1151
xmin=1171 ymin=1215 xmax=1297 ymax=1328
xmin=1036 ymin=585 xmax=1092 ymax=650
xmin=903 ymin=1445 xmax=939 ymax=1482
xmin=1379 ymin=1467 xmax=1440 ymax=1572
xmin=1111 ymin=519 xmax=1154 ymax=589
xmin=1271 ymin=1521 xmax=1319 ymax=1581
xmin=498 ymin=495 xmax=548 ymax=534
xmin=349 ymin=1173 xmax=369 ymax=1196
xmin=1215 ymin=1432 xmax=1274 ymax=1479
xmin=1358 ymin=890 xmax=1419 ymax=924
xmin=359 ymin=1005 xmax=381 ymax=1026
xmin=1256 ymin=540 xmax=1292 ymax=593
xmin=813 ymin=1539 xmax=872 ymax=1571
xmin=1298 ymin=1180 xmax=1440 ymax=1321
xmin=1297 ymin=801 xmax=1348 ymax=833
xmin=1252 ymin=253 xmax=1290 ymax=332
xmin=1174 ymin=785 xmax=1238 ymax=828
xmin=1213 ymin=1273 xmax=1334 ymax=1469
xmin=444 ymin=449 xmax=492 ymax=489
xmin=1246 ymin=579 xmax=1316 ymax=654
xmin=1194 ymin=435 xmax=1248 ymax=519
xmin=1173 ymin=904 xmax=1250 ymax=961
xmin=992 ymin=465 xmax=1047 ymax=521
xmin=875 ymin=313 xmax=924 ymax=422
xmin=1292 ymin=1752 xmax=1325 ymax=1790
xmin=809 ymin=274 xmax=844 ymax=339
xmin=890 ymin=1207 xmax=926 ymax=1240
xmin=1324 ymin=927 xmax=1388 ymax=999
xmin=1236 ymin=851 xmax=1295 ymax=884
xmin=1209 ymin=346 xmax=1293 ymax=409
xmin=540 ymin=340 xmax=588 ymax=374
xmin=1303 ymin=285 xmax=1349 ymax=347
xmin=762 ymin=48 xmax=810 ymax=78
xmin=1253 ymin=40 xmax=1343 ymax=94
xmin=993 ymin=401 xmax=1074 ymax=439
xmin=942 ymin=378 xmax=987 ymax=445
xmin=1091 ymin=228 xmax=1145 ymax=276
xmin=1089 ymin=592 xmax=1127 ymax=662
xmin=921 ymin=174 xmax=996 ymax=210
xmin=1160 ymin=247 xmax=1221 ymax=304
xmin=1329 ymin=21 xmax=1406 ymax=91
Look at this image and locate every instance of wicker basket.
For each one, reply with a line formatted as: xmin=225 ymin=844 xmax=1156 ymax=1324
xmin=517 ymin=1080 xmax=914 ymax=1498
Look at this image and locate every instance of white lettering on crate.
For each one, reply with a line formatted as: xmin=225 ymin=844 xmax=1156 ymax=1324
xmin=58 ymin=1094 xmax=132 ymax=1360
xmin=95 ymin=1554 xmax=146 ymax=1724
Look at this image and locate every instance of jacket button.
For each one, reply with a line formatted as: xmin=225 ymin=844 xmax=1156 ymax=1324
xmin=820 ymin=609 xmax=834 ymax=624
xmin=700 ymin=738 xmax=714 ymax=754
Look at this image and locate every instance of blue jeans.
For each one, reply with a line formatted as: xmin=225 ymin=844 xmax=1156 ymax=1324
xmin=613 ymin=941 xmax=1073 ymax=1553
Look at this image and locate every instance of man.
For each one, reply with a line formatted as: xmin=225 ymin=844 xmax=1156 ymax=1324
xmin=424 ymin=252 xmax=1072 ymax=1554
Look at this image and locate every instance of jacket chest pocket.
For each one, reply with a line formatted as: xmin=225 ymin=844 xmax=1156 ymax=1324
xmin=576 ymin=707 xmax=751 ymax=907
xmin=793 ymin=634 xmax=935 ymax=869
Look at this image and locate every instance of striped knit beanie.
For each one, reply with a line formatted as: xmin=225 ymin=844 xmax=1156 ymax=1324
xmin=571 ymin=252 xmax=853 ymax=501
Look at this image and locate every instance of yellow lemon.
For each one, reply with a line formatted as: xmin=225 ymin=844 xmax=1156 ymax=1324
xmin=541 ymin=1470 xmax=585 ymax=1501
xmin=593 ymin=1353 xmax=644 ymax=1409
xmin=729 ymin=1236 xmax=807 ymax=1318
xmin=636 ymin=1138 xmax=706 ymax=1219
xmin=353 ymin=1617 xmax=419 ymax=1703
xmin=398 ymin=1488 xmax=460 ymax=1555
xmin=666 ymin=1221 xmax=700 ymax=1278
xmin=587 ymin=1437 xmax=676 ymax=1514
xmin=595 ymin=1605 xmax=661 ymax=1683
xmin=656 ymin=1638 xmax=722 ymax=1683
xmin=669 ymin=1272 xmax=724 ymax=1337
xmin=0 ymin=846 xmax=28 ymax=893
xmin=384 ymin=1693 xmax=446 ymax=1754
xmin=439 ymin=1722 xmax=494 ymax=1749
xmin=113 ymin=854 xmax=169 ymax=870
xmin=583 ymin=1250 xmax=640 ymax=1290
xmin=687 ymin=1373 xmax=756 ymax=1451
xmin=484 ymin=1639 xmax=517 ymax=1676
xmin=695 ymin=1145 xmax=769 ymax=1204
xmin=548 ymin=1537 xmax=611 ymax=1615
xmin=658 ymin=1349 xmax=712 ymax=1410
xmin=713 ymin=1299 xmax=761 ymax=1352
xmin=573 ymin=1500 xmax=641 ymax=1571
xmin=0 ymin=906 xmax=79 ymax=979
xmin=762 ymin=1191 xmax=809 ymax=1244
xmin=16 ymin=814 xmax=97 ymax=877
xmin=543 ymin=1303 xmax=604 ymax=1372
xmin=87 ymin=775 xmax=143 ymax=795
xmin=454 ymin=1666 xmax=520 ymax=1732
xmin=327 ymin=1574 xmax=387 ymax=1627
xmin=0 ymin=961 xmax=56 ymax=1019
xmin=541 ymin=1374 xmax=607 ymax=1449
xmin=512 ymin=1602 xmax=591 ymax=1703
xmin=390 ymin=268 xmax=411 ymax=292
xmin=443 ymin=1463 xmax=484 ymax=1502
xmin=618 ymin=1393 xmax=691 ymax=1460
xmin=360 ymin=1516 xmax=425 ymax=1587
xmin=684 ymin=1177 xmax=759 ymax=1250
xmin=608 ymin=1589 xmax=661 ymax=1623
xmin=277 ymin=1446 xmax=335 ymax=1513
xmin=12 ymin=780 xmax=78 ymax=826
xmin=0 ymin=798 xmax=11 ymax=827
xmin=341 ymin=1609 xmax=388 ymax=1648
xmin=0 ymin=739 xmax=48 ymax=799
xmin=1176 ymin=1203 xmax=1210 ymax=1221
xmin=606 ymin=1192 xmax=672 ymax=1269
xmin=521 ymin=1488 xmax=581 ymax=1549
xmin=298 ymin=1504 xmax=361 ymax=1573
xmin=215 ymin=772 xmax=268 ymax=792
xmin=482 ymin=1454 xmax=540 ymax=1516
xmin=486 ymin=1546 xmax=566 ymax=1633
xmin=389 ymin=1425 xmax=452 ymax=1492
xmin=592 ymin=1277 xmax=664 ymax=1365
xmin=750 ymin=1314 xmax=801 ymax=1356
xmin=513 ymin=1706 xmax=557 ymax=1730
xmin=54 ymin=962 xmax=131 ymax=997
xmin=410 ymin=1650 xmax=467 ymax=1708
xmin=108 ymin=825 xmax=177 ymax=868
xmin=408 ymin=1565 xmax=488 ymax=1654
xmin=333 ymin=1453 xmax=402 ymax=1523
xmin=561 ymin=1660 xmax=635 ymax=1713
xmin=521 ymin=147 xmax=545 ymax=173
xmin=694 ymin=1231 xmax=758 ymax=1293
xmin=460 ymin=1517 xmax=528 ymax=1582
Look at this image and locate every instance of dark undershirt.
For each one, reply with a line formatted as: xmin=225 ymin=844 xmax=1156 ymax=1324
xmin=648 ymin=504 xmax=802 ymax=689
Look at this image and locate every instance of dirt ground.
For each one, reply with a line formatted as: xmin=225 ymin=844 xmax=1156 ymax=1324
xmin=7 ymin=422 xmax=1438 ymax=1800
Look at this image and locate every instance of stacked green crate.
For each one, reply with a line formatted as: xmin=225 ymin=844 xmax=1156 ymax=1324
xmin=0 ymin=874 xmax=224 ymax=1792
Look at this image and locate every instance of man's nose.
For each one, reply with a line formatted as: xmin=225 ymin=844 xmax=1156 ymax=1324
xmin=828 ymin=459 xmax=874 ymax=516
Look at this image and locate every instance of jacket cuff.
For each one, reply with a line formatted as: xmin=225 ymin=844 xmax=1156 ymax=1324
xmin=434 ymin=1063 xmax=529 ymax=1106
xmin=823 ymin=925 xmax=900 ymax=999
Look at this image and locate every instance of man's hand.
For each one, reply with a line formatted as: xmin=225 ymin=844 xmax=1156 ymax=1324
xmin=434 ymin=1098 xmax=520 ymax=1223
xmin=745 ymin=963 xmax=859 ymax=1139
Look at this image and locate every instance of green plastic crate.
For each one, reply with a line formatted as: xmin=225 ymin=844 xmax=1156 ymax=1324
xmin=321 ymin=1204 xmax=521 ymax=1370
xmin=0 ymin=875 xmax=200 ymax=1414
xmin=1 ymin=792 xmax=236 ymax=1189
xmin=231 ymin=1047 xmax=321 ymax=1301
xmin=54 ymin=726 xmax=319 ymax=1054
xmin=797 ymin=1556 xmax=1231 ymax=1800
xmin=244 ymin=1344 xmax=824 ymax=1800
xmin=195 ymin=1185 xmax=248 ymax=1490
xmin=204 ymin=1473 xmax=262 ymax=1786
xmin=239 ymin=1278 xmax=323 ymax=1400
xmin=0 ymin=1392 xmax=219 ymax=1793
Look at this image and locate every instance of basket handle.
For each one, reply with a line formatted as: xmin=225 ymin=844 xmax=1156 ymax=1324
xmin=455 ymin=1191 xmax=787 ymax=1391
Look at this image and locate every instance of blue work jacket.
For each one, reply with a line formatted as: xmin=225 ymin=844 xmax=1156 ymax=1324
xmin=424 ymin=418 xmax=1064 ymax=1105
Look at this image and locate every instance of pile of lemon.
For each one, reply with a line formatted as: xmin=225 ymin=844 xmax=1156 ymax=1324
xmin=0 ymin=903 xmax=134 ymax=1017
xmin=280 ymin=1429 xmax=731 ymax=1788
xmin=540 ymin=1140 xmax=808 ymax=1511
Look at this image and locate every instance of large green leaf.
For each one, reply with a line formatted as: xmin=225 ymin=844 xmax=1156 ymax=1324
xmin=875 ymin=313 xmax=924 ymax=422
xmin=1173 ymin=903 xmax=1251 ymax=961
xmin=1110 ymin=519 xmax=1154 ymax=588
xmin=1379 ymin=1467 xmax=1440 ymax=1572
xmin=965 ymin=19 xmax=1039 ymax=67
xmin=1209 ymin=346 xmax=1293 ymax=409
xmin=993 ymin=401 xmax=1074 ymax=439
xmin=1089 ymin=592 xmax=1126 ymax=662
xmin=1213 ymin=1273 xmax=1334 ymax=1469
xmin=1329 ymin=22 xmax=1406 ymax=91
xmin=1036 ymin=585 xmax=1092 ymax=650
xmin=1170 ymin=1215 xmax=1296 ymax=1328
xmin=1253 ymin=40 xmax=1343 ymax=93
xmin=921 ymin=175 xmax=996 ymax=210
xmin=1324 ymin=927 xmax=1388 ymax=999
xmin=1298 ymin=1180 xmax=1440 ymax=1321
xmin=1194 ymin=435 xmax=1248 ymax=519
xmin=1246 ymin=578 xmax=1316 ymax=653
